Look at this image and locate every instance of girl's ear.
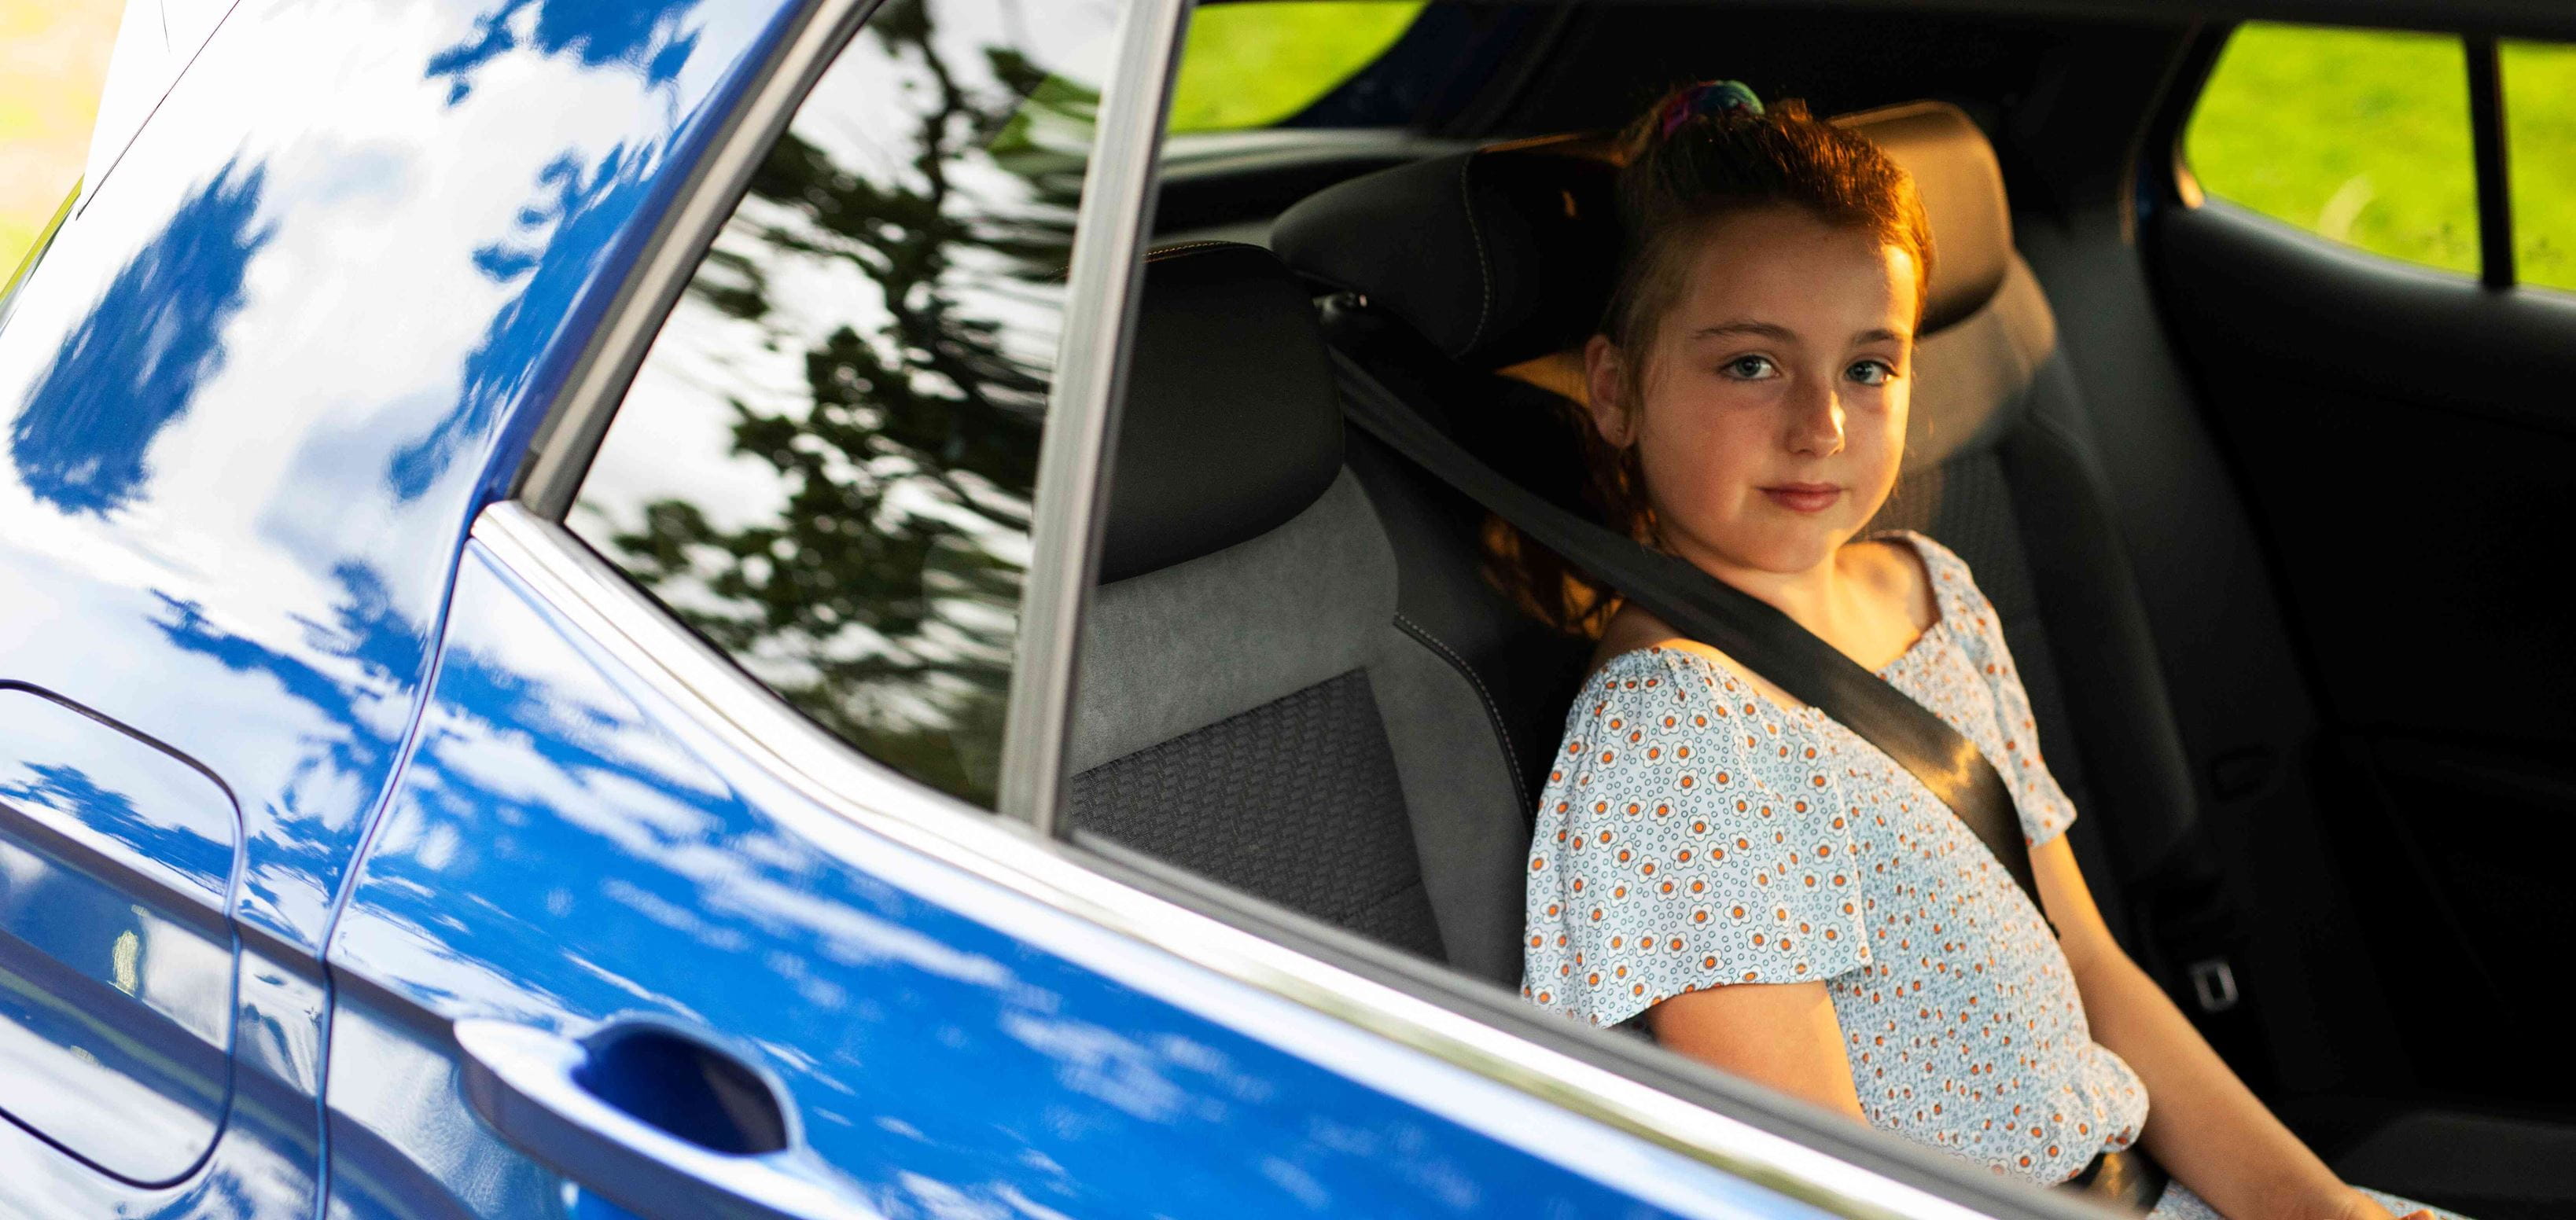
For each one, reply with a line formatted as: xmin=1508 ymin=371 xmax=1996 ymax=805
xmin=1583 ymin=334 xmax=1636 ymax=446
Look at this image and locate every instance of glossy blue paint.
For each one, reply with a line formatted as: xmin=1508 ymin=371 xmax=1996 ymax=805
xmin=0 ymin=0 xmax=800 ymax=1209
xmin=0 ymin=685 xmax=241 ymax=1184
xmin=323 ymin=541 xmax=1823 ymax=1219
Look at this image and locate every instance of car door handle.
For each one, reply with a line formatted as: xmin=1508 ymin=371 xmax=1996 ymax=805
xmin=454 ymin=1017 xmax=872 ymax=1220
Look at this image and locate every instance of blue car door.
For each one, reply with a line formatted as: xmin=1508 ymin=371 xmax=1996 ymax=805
xmin=0 ymin=0 xmax=798 ymax=1211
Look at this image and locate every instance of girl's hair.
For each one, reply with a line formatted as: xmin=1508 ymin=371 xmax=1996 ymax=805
xmin=1485 ymin=83 xmax=1935 ymax=638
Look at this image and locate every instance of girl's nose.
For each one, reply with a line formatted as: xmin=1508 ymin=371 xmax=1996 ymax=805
xmin=1787 ymin=379 xmax=1846 ymax=456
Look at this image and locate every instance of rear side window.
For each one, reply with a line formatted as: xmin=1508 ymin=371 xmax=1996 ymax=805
xmin=1168 ymin=2 xmax=1425 ymax=131
xmin=2184 ymin=23 xmax=2479 ymax=277
xmin=567 ymin=0 xmax=1119 ymax=808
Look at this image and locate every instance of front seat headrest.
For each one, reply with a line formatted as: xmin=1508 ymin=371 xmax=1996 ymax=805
xmin=1271 ymin=100 xmax=2012 ymax=368
xmin=1098 ymin=242 xmax=1344 ymax=584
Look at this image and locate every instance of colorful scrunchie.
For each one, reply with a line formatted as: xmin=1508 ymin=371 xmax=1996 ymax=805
xmin=1658 ymin=79 xmax=1765 ymax=137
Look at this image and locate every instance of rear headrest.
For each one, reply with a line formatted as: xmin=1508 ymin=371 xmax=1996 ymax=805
xmin=1271 ymin=100 xmax=2011 ymax=368
xmin=1098 ymin=242 xmax=1343 ymax=584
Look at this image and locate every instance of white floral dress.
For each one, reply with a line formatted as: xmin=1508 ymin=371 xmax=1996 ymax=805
xmin=1518 ymin=534 xmax=2473 ymax=1217
xmin=1522 ymin=533 xmax=2137 ymax=1181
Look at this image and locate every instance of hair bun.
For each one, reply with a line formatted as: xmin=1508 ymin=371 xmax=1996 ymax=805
xmin=1656 ymin=80 xmax=1765 ymax=138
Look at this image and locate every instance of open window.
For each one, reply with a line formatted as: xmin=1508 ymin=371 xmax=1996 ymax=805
xmin=558 ymin=0 xmax=1122 ymax=811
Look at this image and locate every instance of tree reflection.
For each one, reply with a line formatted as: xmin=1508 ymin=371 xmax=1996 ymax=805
xmin=586 ymin=0 xmax=1094 ymax=804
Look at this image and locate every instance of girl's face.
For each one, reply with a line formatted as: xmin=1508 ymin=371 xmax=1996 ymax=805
xmin=1585 ymin=206 xmax=1919 ymax=577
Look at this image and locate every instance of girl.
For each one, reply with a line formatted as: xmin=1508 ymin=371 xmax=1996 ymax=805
xmin=1515 ymin=82 xmax=2456 ymax=1220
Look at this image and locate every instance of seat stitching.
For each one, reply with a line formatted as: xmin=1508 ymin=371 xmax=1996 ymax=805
xmin=1146 ymin=240 xmax=1249 ymax=263
xmin=1457 ymin=155 xmax=1495 ymax=356
xmin=1393 ymin=611 xmax=1529 ymax=813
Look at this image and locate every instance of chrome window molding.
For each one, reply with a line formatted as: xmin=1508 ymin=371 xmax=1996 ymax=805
xmin=474 ymin=501 xmax=2098 ymax=1220
xmin=991 ymin=0 xmax=1191 ymax=832
xmin=512 ymin=0 xmax=886 ymax=520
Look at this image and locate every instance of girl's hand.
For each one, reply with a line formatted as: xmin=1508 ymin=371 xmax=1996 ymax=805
xmin=2312 ymin=1188 xmax=2431 ymax=1220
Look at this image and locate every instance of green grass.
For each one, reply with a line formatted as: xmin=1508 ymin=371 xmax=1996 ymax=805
xmin=2185 ymin=24 xmax=2576 ymax=292
xmin=2186 ymin=23 xmax=2481 ymax=277
xmin=1168 ymin=2 xmax=1424 ymax=133
xmin=2504 ymin=39 xmax=2576 ymax=291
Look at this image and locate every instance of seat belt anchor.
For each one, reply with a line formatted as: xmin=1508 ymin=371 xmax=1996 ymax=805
xmin=2187 ymin=957 xmax=2239 ymax=1013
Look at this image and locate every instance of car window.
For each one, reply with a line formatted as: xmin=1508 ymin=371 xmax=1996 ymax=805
xmin=2503 ymin=39 xmax=2576 ymax=292
xmin=567 ymin=0 xmax=1120 ymax=809
xmin=1168 ymin=1 xmax=1426 ymax=132
xmin=2184 ymin=22 xmax=2479 ymax=278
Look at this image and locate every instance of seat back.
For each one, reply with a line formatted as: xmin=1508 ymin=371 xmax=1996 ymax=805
xmin=1071 ymin=242 xmax=1540 ymax=981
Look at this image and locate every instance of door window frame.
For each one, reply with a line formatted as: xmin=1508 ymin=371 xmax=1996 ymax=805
xmin=486 ymin=2 xmax=2110 ymax=1217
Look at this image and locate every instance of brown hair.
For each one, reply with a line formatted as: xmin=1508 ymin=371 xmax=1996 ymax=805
xmin=1485 ymin=87 xmax=1934 ymax=638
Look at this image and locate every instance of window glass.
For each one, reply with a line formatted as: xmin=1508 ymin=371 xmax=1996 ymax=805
xmin=2504 ymin=39 xmax=2576 ymax=292
xmin=569 ymin=0 xmax=1119 ymax=808
xmin=1167 ymin=1 xmax=1425 ymax=132
xmin=2185 ymin=22 xmax=2478 ymax=277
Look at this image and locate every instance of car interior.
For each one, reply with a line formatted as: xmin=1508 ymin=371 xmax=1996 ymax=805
xmin=1065 ymin=3 xmax=2576 ymax=1214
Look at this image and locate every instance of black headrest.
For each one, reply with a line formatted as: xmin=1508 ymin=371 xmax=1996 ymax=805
xmin=1098 ymin=242 xmax=1344 ymax=584
xmin=1271 ymin=101 xmax=2013 ymax=368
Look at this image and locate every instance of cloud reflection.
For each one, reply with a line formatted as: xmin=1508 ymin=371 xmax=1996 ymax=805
xmin=11 ymin=161 xmax=273 ymax=516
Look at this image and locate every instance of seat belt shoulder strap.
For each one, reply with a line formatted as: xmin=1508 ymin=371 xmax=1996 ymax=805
xmin=1328 ymin=351 xmax=2051 ymax=925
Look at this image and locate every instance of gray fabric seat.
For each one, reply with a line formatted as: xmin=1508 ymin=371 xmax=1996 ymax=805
xmin=1069 ymin=242 xmax=1536 ymax=983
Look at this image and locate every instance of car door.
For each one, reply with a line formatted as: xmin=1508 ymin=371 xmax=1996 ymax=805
xmin=2147 ymin=20 xmax=2576 ymax=1120
xmin=313 ymin=1 xmax=2109 ymax=1218
xmin=0 ymin=0 xmax=787 ymax=1212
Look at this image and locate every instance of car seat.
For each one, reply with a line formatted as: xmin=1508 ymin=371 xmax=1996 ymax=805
xmin=1067 ymin=241 xmax=1560 ymax=986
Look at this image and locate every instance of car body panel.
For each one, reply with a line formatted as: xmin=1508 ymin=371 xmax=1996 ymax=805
xmin=0 ymin=0 xmax=791 ymax=1210
xmin=322 ymin=538 xmax=1824 ymax=1218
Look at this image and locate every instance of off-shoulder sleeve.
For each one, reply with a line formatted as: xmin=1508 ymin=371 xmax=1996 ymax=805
xmin=1522 ymin=649 xmax=1874 ymax=1029
xmin=1900 ymin=534 xmax=2079 ymax=848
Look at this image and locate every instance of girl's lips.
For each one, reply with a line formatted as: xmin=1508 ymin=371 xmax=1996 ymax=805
xmin=1761 ymin=483 xmax=1843 ymax=513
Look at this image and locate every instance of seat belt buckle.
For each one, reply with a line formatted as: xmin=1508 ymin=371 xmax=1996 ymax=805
xmin=2187 ymin=957 xmax=2239 ymax=1012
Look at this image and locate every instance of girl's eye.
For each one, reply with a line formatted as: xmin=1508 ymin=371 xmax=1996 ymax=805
xmin=1846 ymin=359 xmax=1895 ymax=386
xmin=1722 ymin=355 xmax=1778 ymax=380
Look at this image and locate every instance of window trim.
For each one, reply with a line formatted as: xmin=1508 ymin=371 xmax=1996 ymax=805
xmin=991 ymin=0 xmax=1192 ymax=834
xmin=485 ymin=0 xmax=2118 ymax=1215
xmin=2465 ymin=32 xmax=2515 ymax=288
xmin=2162 ymin=19 xmax=2524 ymax=288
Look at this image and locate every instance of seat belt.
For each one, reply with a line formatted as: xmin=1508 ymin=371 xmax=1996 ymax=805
xmin=1330 ymin=350 xmax=2052 ymax=925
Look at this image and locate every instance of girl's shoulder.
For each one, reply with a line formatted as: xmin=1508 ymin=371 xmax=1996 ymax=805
xmin=1570 ymin=645 xmax=1827 ymax=758
xmin=1585 ymin=640 xmax=1765 ymax=713
xmin=1585 ymin=601 xmax=1812 ymax=716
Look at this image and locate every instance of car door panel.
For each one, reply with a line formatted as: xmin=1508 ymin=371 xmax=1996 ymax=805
xmin=0 ymin=0 xmax=793 ymax=1209
xmin=2152 ymin=198 xmax=2576 ymax=1106
xmin=319 ymin=534 xmax=1834 ymax=1220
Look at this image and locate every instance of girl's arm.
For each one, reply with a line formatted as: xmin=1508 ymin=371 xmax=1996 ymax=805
xmin=2033 ymin=838 xmax=2415 ymax=1220
xmin=1647 ymin=982 xmax=1868 ymax=1120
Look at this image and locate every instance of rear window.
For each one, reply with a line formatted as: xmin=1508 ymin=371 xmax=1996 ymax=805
xmin=1168 ymin=2 xmax=1426 ymax=132
xmin=2184 ymin=22 xmax=2478 ymax=277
